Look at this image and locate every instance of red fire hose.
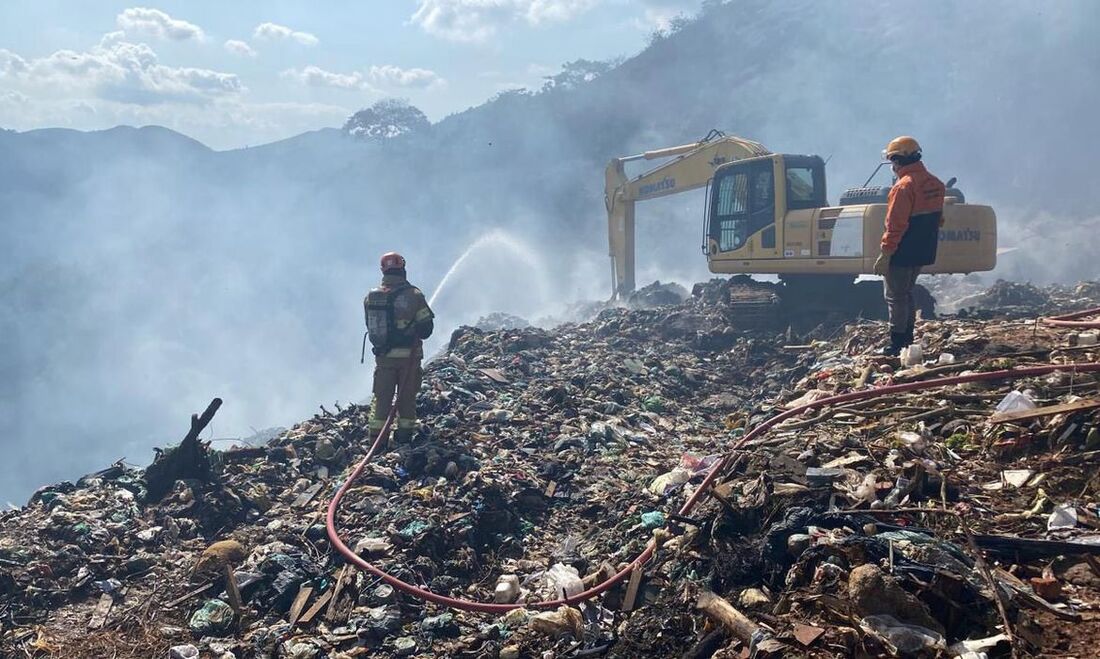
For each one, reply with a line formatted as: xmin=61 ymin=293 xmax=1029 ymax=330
xmin=326 ymin=361 xmax=1100 ymax=613
xmin=1041 ymin=306 xmax=1100 ymax=329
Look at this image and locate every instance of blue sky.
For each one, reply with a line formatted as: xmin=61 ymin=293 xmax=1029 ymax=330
xmin=0 ymin=1 xmax=699 ymax=149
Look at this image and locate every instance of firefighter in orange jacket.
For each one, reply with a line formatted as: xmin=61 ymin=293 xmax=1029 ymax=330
xmin=364 ymin=252 xmax=434 ymax=444
xmin=873 ymin=136 xmax=945 ymax=356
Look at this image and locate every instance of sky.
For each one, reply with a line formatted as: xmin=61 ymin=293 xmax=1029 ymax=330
xmin=0 ymin=0 xmax=700 ymax=149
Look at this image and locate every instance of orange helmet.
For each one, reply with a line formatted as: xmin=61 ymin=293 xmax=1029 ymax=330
xmin=883 ymin=136 xmax=921 ymax=160
xmin=380 ymin=252 xmax=406 ymax=271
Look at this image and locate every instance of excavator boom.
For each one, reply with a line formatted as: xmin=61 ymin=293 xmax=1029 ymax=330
xmin=606 ymin=132 xmax=769 ymax=297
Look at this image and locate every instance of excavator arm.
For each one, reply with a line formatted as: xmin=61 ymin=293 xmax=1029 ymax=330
xmin=606 ymin=132 xmax=770 ymax=297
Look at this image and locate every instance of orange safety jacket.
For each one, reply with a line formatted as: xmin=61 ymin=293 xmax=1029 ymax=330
xmin=881 ymin=161 xmax=946 ymax=267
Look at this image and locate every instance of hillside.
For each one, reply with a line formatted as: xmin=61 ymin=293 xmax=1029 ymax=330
xmin=2 ymin=280 xmax=1099 ymax=657
xmin=2 ymin=0 xmax=1099 ymax=502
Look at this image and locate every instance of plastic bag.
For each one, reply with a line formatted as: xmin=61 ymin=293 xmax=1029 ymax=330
xmin=995 ymin=390 xmax=1036 ymax=414
xmin=900 ymin=343 xmax=924 ymax=366
xmin=860 ymin=614 xmax=945 ymax=654
xmin=1048 ymin=503 xmax=1078 ymax=530
xmin=189 ymin=599 xmax=234 ymax=635
xmin=545 ymin=563 xmax=583 ymax=599
xmin=648 ymin=467 xmax=690 ymax=496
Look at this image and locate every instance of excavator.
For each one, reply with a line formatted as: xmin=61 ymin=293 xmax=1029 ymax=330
xmin=605 ymin=130 xmax=997 ymax=319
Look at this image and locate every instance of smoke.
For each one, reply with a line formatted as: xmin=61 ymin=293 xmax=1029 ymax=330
xmin=3 ymin=0 xmax=1099 ymax=502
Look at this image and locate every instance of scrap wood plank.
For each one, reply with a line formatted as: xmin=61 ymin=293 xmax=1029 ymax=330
xmin=991 ymin=397 xmax=1100 ymax=424
xmin=224 ymin=564 xmax=242 ymax=612
xmin=622 ymin=565 xmax=643 ymax=612
xmin=324 ymin=566 xmax=351 ymax=622
xmin=478 ymin=368 xmax=509 ymax=384
xmin=445 ymin=511 xmax=472 ymax=527
xmin=165 ymin=582 xmax=214 ymax=608
xmin=293 ymin=482 xmax=325 ymax=509
xmin=298 ymin=590 xmax=333 ymax=625
xmin=288 ymin=586 xmax=314 ymax=626
xmin=88 ymin=593 xmax=114 ymax=629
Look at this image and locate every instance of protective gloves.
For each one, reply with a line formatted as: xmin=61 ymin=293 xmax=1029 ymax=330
xmin=873 ymin=251 xmax=891 ymax=276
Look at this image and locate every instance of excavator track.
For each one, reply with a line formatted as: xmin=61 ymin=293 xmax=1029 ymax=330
xmin=727 ymin=285 xmax=781 ymax=328
xmin=713 ymin=275 xmax=936 ymax=331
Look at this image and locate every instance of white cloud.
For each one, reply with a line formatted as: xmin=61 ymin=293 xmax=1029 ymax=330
xmin=253 ymin=22 xmax=319 ymax=46
xmin=630 ymin=1 xmax=700 ymax=32
xmin=1 ymin=38 xmax=242 ymax=105
xmin=367 ymin=65 xmax=444 ymax=89
xmin=281 ymin=64 xmax=445 ymax=91
xmin=524 ymin=0 xmax=598 ymax=23
xmin=224 ymin=39 xmax=257 ymax=57
xmin=117 ymin=7 xmax=205 ymax=42
xmin=0 ymin=48 xmax=29 ymax=76
xmin=281 ymin=66 xmax=369 ymax=90
xmin=411 ymin=0 xmax=599 ymax=42
xmin=0 ymin=89 xmax=30 ymax=107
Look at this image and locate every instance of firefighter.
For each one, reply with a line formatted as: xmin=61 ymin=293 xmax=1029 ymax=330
xmin=873 ymin=136 xmax=946 ymax=356
xmin=364 ymin=252 xmax=434 ymax=444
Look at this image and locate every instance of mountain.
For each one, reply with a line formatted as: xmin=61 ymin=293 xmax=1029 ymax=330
xmin=2 ymin=0 xmax=1098 ymax=502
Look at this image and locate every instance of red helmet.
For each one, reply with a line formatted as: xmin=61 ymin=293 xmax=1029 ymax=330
xmin=380 ymin=252 xmax=406 ymax=272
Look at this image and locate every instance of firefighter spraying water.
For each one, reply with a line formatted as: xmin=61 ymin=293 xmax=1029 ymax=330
xmin=363 ymin=252 xmax=435 ymax=446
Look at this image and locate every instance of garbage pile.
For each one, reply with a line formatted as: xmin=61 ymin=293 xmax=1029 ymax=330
xmin=2 ymin=278 xmax=1100 ymax=658
xmin=925 ymin=277 xmax=1100 ymax=317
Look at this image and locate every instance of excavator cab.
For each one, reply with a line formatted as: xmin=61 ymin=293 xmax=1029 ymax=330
xmin=705 ymin=155 xmax=826 ymax=259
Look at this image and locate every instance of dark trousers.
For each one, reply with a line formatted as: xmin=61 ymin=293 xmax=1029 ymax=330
xmin=370 ymin=356 xmax=422 ymax=434
xmin=884 ymin=265 xmax=921 ymax=334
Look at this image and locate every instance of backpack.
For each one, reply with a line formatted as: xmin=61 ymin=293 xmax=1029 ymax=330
xmin=365 ymin=283 xmax=411 ymax=355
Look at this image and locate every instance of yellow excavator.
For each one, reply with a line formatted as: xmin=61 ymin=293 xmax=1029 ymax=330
xmin=605 ymin=130 xmax=997 ymax=315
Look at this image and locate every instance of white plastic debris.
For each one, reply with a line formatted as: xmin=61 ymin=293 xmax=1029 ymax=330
xmin=784 ymin=388 xmax=830 ymax=409
xmin=854 ymin=473 xmax=879 ymax=504
xmin=354 ymin=536 xmax=392 ymax=557
xmin=898 ymin=430 xmax=927 ymax=453
xmin=937 ymin=352 xmax=957 ymax=365
xmin=1079 ymin=331 xmax=1099 ymax=346
xmin=648 ymin=467 xmax=691 ymax=496
xmin=170 ymin=646 xmax=200 ymax=659
xmin=1048 ymin=503 xmax=1078 ymax=530
xmin=900 ymin=343 xmax=924 ymax=366
xmin=1002 ymin=469 xmax=1034 ymax=488
xmin=860 ymin=614 xmax=946 ymax=654
xmin=545 ymin=563 xmax=583 ymax=599
xmin=948 ymin=632 xmax=1009 ymax=656
xmin=995 ymin=390 xmax=1036 ymax=414
xmin=494 ymin=574 xmax=520 ymax=603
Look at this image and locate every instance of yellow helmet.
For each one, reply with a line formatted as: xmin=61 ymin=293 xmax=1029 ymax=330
xmin=883 ymin=135 xmax=921 ymax=160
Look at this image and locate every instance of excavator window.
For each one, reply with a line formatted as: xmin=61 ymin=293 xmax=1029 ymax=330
xmin=715 ymin=171 xmax=749 ymax=251
xmin=783 ymin=155 xmax=828 ymax=210
xmin=787 ymin=168 xmax=816 ymax=203
xmin=712 ymin=159 xmax=774 ymax=252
